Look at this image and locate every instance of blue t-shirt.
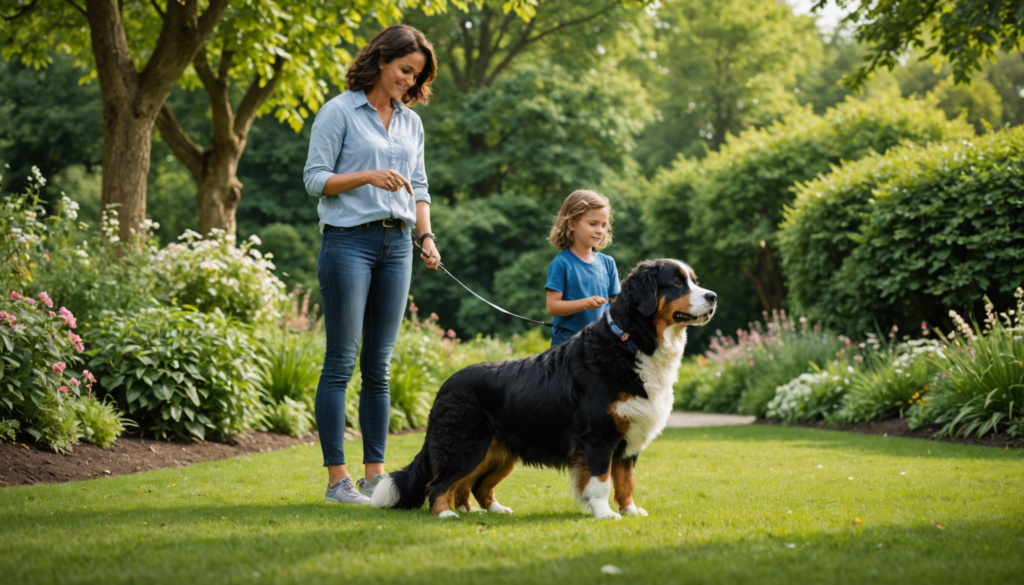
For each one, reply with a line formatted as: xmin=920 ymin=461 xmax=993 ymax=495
xmin=546 ymin=249 xmax=621 ymax=346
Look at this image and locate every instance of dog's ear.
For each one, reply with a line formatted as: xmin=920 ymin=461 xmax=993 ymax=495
xmin=623 ymin=265 xmax=659 ymax=316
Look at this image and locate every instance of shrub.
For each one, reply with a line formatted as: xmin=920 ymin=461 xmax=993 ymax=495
xmin=917 ymin=292 xmax=1024 ymax=438
xmin=76 ymin=393 xmax=132 ymax=449
xmin=151 ymin=229 xmax=287 ymax=324
xmin=780 ymin=125 xmax=1024 ymax=335
xmin=680 ymin=311 xmax=845 ymax=416
xmin=0 ymin=290 xmax=95 ymax=451
xmin=766 ymin=362 xmax=851 ymax=423
xmin=262 ymin=396 xmax=314 ymax=438
xmin=830 ymin=337 xmax=946 ymax=424
xmin=0 ymin=418 xmax=17 ymax=442
xmin=647 ymin=95 xmax=973 ymax=318
xmin=85 ymin=307 xmax=263 ymax=440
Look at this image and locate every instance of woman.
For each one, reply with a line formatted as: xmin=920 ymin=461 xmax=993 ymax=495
xmin=303 ymin=24 xmax=440 ymax=505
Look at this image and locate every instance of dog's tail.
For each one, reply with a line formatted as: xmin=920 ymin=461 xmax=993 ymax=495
xmin=370 ymin=437 xmax=432 ymax=509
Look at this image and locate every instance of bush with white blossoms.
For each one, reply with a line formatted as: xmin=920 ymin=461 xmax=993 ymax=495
xmin=766 ymin=363 xmax=851 ymax=423
xmin=152 ymin=229 xmax=287 ymax=324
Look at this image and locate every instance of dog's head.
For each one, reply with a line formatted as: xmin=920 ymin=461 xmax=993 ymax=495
xmin=614 ymin=259 xmax=717 ymax=349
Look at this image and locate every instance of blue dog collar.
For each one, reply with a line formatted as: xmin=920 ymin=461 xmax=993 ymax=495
xmin=606 ymin=311 xmax=640 ymax=353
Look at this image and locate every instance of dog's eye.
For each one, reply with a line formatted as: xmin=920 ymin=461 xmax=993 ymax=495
xmin=674 ymin=282 xmax=683 ymax=288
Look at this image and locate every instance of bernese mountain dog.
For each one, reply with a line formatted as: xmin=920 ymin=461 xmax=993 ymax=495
xmin=370 ymin=259 xmax=717 ymax=520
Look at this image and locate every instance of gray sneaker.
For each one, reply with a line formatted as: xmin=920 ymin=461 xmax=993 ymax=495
xmin=325 ymin=477 xmax=370 ymax=505
xmin=356 ymin=473 xmax=389 ymax=498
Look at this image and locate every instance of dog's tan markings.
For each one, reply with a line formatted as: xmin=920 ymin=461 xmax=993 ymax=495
xmin=655 ymin=296 xmax=694 ymax=341
xmin=443 ymin=439 xmax=511 ymax=515
xmin=689 ymin=271 xmax=697 ymax=282
xmin=473 ymin=456 xmax=516 ymax=509
xmin=608 ymin=393 xmax=632 ymax=436
xmin=430 ymin=492 xmax=451 ymax=516
xmin=570 ymin=451 xmax=590 ymax=497
xmin=611 ymin=457 xmax=635 ymax=510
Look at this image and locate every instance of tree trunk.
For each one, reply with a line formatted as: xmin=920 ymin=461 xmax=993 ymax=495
xmin=98 ymin=100 xmax=158 ymax=241
xmin=196 ymin=143 xmax=244 ymax=235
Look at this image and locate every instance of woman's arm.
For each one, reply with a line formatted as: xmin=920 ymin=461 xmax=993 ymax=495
xmin=321 ymin=169 xmax=413 ymax=196
xmin=546 ymin=290 xmax=607 ymax=317
xmin=416 ymin=201 xmax=440 ymax=270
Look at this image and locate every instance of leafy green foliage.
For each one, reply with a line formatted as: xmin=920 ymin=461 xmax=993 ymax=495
xmin=0 ymin=290 xmax=89 ymax=451
xmin=75 ymin=393 xmax=132 ymax=449
xmin=252 ymin=326 xmax=323 ymax=418
xmin=919 ymin=293 xmax=1024 ymax=439
xmin=780 ymin=124 xmax=1024 ymax=336
xmin=422 ymin=62 xmax=653 ymax=200
xmin=652 ymin=96 xmax=974 ymax=319
xmin=261 ymin=396 xmax=315 ymax=438
xmin=830 ymin=338 xmax=946 ymax=425
xmin=151 ymin=230 xmax=287 ymax=325
xmin=765 ymin=364 xmax=849 ymax=424
xmin=85 ymin=307 xmax=263 ymax=441
xmin=825 ymin=0 xmax=1024 ymax=87
xmin=0 ymin=418 xmax=17 ymax=442
xmin=632 ymin=0 xmax=824 ymax=170
xmin=675 ymin=311 xmax=844 ymax=416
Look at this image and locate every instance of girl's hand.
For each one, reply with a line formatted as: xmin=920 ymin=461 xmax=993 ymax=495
xmin=582 ymin=296 xmax=607 ymax=310
xmin=365 ymin=169 xmax=413 ymax=195
xmin=420 ymin=238 xmax=441 ymax=270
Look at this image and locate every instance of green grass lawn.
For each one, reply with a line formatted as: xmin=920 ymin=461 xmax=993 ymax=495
xmin=2 ymin=426 xmax=1023 ymax=585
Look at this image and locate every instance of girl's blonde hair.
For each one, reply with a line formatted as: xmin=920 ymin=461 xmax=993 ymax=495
xmin=548 ymin=189 xmax=613 ymax=251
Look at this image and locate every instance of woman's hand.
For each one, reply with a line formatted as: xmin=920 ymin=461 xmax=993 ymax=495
xmin=364 ymin=169 xmax=413 ymax=195
xmin=420 ymin=238 xmax=441 ymax=270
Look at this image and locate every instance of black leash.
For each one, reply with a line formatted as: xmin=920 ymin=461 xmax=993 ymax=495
xmin=414 ymin=231 xmax=553 ymax=328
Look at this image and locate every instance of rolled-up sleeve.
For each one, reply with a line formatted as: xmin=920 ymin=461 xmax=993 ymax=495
xmin=303 ymin=101 xmax=346 ymax=197
xmin=410 ymin=117 xmax=431 ymax=205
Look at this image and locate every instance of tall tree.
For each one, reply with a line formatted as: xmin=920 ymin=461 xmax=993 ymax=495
xmin=152 ymin=0 xmax=395 ymax=235
xmin=1 ymin=0 xmax=227 ymax=241
xmin=824 ymin=0 xmax=1024 ymax=88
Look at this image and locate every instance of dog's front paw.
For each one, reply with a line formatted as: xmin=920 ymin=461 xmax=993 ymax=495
xmin=593 ymin=510 xmax=622 ymax=521
xmin=620 ymin=505 xmax=648 ymax=517
xmin=488 ymin=502 xmax=513 ymax=514
xmin=437 ymin=510 xmax=460 ymax=519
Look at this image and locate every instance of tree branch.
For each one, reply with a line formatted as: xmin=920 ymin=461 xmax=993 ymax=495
xmin=147 ymin=0 xmax=163 ymax=19
xmin=233 ymin=57 xmax=285 ymax=139
xmin=525 ymin=5 xmax=616 ymax=46
xmin=193 ymin=48 xmax=234 ymax=144
xmin=62 ymin=0 xmax=88 ymax=18
xmin=489 ymin=9 xmax=518 ymax=57
xmin=445 ymin=39 xmax=466 ymax=92
xmin=139 ymin=0 xmax=229 ymax=101
xmin=483 ymin=18 xmax=535 ymax=87
xmin=155 ymin=103 xmax=204 ymax=180
xmin=2 ymin=0 xmax=42 ymax=21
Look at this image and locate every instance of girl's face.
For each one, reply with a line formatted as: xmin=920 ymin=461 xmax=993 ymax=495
xmin=376 ymin=51 xmax=427 ymax=103
xmin=568 ymin=207 xmax=610 ymax=249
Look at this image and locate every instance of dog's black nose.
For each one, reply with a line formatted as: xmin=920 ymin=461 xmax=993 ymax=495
xmin=704 ymin=292 xmax=717 ymax=304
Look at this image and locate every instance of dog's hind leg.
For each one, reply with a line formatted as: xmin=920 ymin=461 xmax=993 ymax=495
xmin=428 ymin=438 xmax=505 ymax=518
xmin=472 ymin=452 xmax=515 ymax=513
xmin=570 ymin=443 xmax=621 ymax=520
xmin=612 ymin=454 xmax=646 ymax=517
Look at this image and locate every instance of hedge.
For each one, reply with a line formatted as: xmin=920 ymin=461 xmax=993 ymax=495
xmin=779 ymin=126 xmax=1024 ymax=334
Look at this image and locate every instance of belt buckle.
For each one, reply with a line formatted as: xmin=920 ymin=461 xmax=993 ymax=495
xmin=382 ymin=218 xmax=399 ymax=228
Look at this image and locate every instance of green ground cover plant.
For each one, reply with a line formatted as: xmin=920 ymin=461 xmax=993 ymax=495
xmin=0 ymin=426 xmax=1021 ymax=584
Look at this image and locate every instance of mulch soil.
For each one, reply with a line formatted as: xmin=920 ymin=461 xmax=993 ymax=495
xmin=755 ymin=417 xmax=1024 ymax=449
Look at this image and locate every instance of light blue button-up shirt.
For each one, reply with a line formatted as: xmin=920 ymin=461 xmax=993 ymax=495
xmin=303 ymin=90 xmax=430 ymax=230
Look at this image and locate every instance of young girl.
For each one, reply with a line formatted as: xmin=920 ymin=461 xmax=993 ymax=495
xmin=545 ymin=189 xmax=620 ymax=346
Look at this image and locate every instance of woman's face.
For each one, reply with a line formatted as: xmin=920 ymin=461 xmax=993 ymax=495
xmin=376 ymin=51 xmax=427 ymax=103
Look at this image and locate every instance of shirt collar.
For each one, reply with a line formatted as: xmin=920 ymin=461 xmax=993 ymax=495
xmin=351 ymin=89 xmax=405 ymax=115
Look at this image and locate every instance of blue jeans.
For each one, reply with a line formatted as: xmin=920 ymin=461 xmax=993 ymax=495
xmin=315 ymin=223 xmax=412 ymax=467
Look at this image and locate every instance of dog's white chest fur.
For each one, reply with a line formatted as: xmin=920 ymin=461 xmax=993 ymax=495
xmin=614 ymin=326 xmax=687 ymax=457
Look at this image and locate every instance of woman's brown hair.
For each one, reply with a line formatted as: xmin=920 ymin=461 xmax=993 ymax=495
xmin=346 ymin=24 xmax=438 ymax=106
xmin=548 ymin=190 xmax=613 ymax=251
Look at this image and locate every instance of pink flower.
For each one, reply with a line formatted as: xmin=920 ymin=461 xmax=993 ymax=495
xmin=749 ymin=360 xmax=755 ymax=367
xmin=48 ymin=311 xmax=55 ymax=317
xmin=8 ymin=291 xmax=21 ymax=300
xmin=59 ymin=386 xmax=69 ymax=394
xmin=25 ymin=298 xmax=36 ymax=305
xmin=430 ymin=312 xmax=439 ymax=321
xmin=83 ymin=370 xmax=97 ymax=384
xmin=853 ymin=355 xmax=863 ymax=362
xmin=447 ymin=329 xmax=456 ymax=339
xmin=410 ymin=303 xmax=419 ymax=313
xmin=68 ymin=331 xmax=84 ymax=352
xmin=0 ymin=311 xmax=7 ymax=320
xmin=70 ymin=378 xmax=80 ymax=386
xmin=38 ymin=292 xmax=53 ymax=308
xmin=52 ymin=362 xmax=66 ymax=374
xmin=58 ymin=307 xmax=77 ymax=329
